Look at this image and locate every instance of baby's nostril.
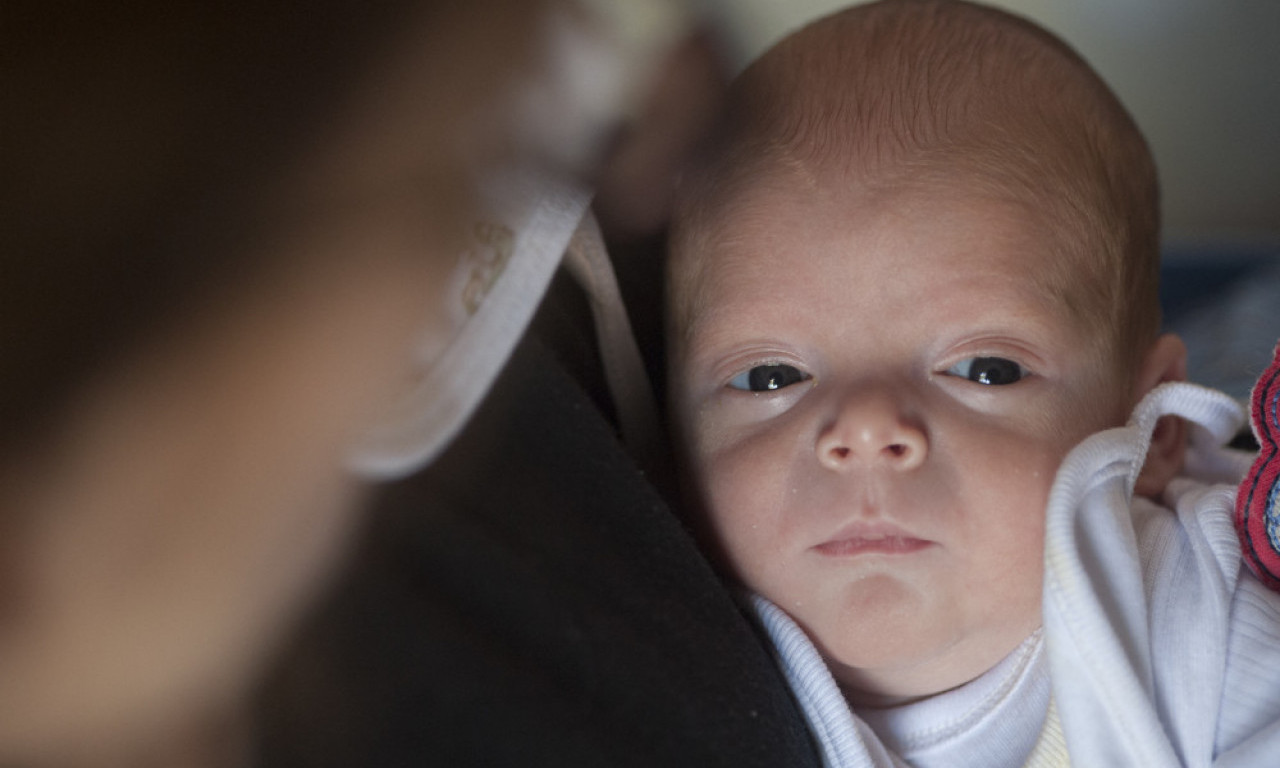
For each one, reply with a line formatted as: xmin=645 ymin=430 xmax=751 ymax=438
xmin=831 ymin=446 xmax=850 ymax=459
xmin=887 ymin=444 xmax=907 ymax=458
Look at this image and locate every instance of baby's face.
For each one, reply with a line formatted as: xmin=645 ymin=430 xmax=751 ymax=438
xmin=671 ymin=170 xmax=1129 ymax=703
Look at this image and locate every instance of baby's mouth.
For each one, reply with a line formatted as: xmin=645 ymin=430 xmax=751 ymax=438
xmin=813 ymin=521 xmax=933 ymax=556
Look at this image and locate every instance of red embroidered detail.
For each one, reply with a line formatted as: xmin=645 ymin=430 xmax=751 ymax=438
xmin=1237 ymin=341 xmax=1280 ymax=591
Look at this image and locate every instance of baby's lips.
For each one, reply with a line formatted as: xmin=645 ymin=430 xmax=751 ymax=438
xmin=812 ymin=520 xmax=934 ymax=556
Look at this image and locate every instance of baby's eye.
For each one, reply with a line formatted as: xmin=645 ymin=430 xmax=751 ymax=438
xmin=946 ymin=356 xmax=1028 ymax=385
xmin=728 ymin=364 xmax=810 ymax=392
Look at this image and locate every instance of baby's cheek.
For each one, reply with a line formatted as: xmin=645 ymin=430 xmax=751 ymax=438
xmin=976 ymin=449 xmax=1056 ymax=583
xmin=951 ymin=417 xmax=1059 ymax=541
xmin=698 ymin=438 xmax=788 ymax=576
xmin=702 ymin=454 xmax=762 ymax=536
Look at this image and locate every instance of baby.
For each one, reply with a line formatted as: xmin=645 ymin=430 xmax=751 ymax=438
xmin=666 ymin=1 xmax=1280 ymax=765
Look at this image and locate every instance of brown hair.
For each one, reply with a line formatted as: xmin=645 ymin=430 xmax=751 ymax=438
xmin=669 ymin=0 xmax=1160 ymax=381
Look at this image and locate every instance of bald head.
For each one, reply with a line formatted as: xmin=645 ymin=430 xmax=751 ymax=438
xmin=670 ymin=0 xmax=1160 ymax=376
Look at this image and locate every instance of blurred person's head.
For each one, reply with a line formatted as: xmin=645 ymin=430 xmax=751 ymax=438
xmin=0 ymin=0 xmax=710 ymax=764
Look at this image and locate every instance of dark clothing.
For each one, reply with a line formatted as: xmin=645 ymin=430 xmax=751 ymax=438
xmin=255 ymin=328 xmax=821 ymax=766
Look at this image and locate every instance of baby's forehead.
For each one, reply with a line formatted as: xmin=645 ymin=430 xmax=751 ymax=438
xmin=673 ymin=163 xmax=1106 ymax=335
xmin=682 ymin=155 xmax=1052 ymax=260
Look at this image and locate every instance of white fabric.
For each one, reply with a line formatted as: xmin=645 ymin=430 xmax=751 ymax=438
xmin=753 ymin=598 xmax=1049 ymax=768
xmin=1022 ymin=698 xmax=1069 ymax=768
xmin=753 ymin=596 xmax=906 ymax=768
xmin=563 ymin=213 xmax=665 ymax=477
xmin=348 ymin=0 xmax=696 ymax=479
xmin=755 ymin=382 xmax=1280 ymax=767
xmin=348 ymin=167 xmax=592 ymax=478
xmin=349 ymin=180 xmax=667 ymax=480
xmin=1043 ymin=382 xmax=1280 ymax=767
xmin=854 ymin=630 xmax=1049 ymax=768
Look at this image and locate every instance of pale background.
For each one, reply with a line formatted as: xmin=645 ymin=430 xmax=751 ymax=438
xmin=715 ymin=0 xmax=1279 ymax=249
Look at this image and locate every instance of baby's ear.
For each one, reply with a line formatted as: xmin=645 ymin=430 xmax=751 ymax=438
xmin=1134 ymin=333 xmax=1189 ymax=499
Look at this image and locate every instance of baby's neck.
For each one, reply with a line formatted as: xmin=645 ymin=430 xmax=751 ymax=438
xmin=840 ymin=627 xmax=1045 ymax=712
xmin=848 ymin=629 xmax=1049 ymax=767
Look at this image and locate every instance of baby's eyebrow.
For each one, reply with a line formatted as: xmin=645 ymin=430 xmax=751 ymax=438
xmin=673 ymin=286 xmax=734 ymax=354
xmin=678 ymin=303 xmax=759 ymax=354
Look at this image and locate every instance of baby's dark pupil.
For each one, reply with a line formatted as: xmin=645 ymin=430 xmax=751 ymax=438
xmin=970 ymin=357 xmax=1021 ymax=385
xmin=749 ymin=365 xmax=802 ymax=391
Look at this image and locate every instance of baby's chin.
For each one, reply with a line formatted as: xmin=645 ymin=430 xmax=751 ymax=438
xmin=806 ymin=589 xmax=1040 ymax=707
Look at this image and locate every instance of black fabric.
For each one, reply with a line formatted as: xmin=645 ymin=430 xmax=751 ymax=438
xmin=255 ymin=333 xmax=821 ymax=766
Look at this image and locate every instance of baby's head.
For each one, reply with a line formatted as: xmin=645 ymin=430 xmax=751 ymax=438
xmin=667 ymin=0 xmax=1186 ymax=706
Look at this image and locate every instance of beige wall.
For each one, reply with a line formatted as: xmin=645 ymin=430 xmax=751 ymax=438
xmin=714 ymin=0 xmax=1280 ymax=247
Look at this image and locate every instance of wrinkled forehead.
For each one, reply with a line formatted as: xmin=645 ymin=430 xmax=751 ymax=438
xmin=668 ymin=152 xmax=803 ymax=340
xmin=669 ymin=156 xmax=1114 ymax=357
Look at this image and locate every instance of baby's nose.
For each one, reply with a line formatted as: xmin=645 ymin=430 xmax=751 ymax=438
xmin=815 ymin=391 xmax=927 ymax=471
